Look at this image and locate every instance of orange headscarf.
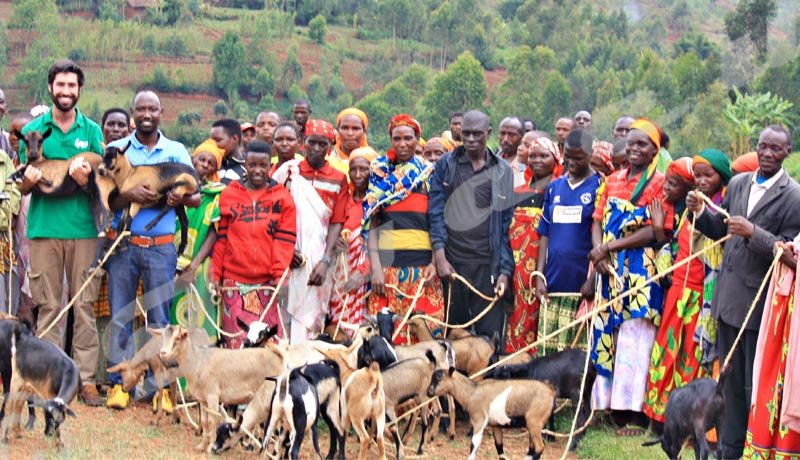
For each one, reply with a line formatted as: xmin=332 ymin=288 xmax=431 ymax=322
xmin=732 ymin=151 xmax=759 ymax=174
xmin=426 ymin=136 xmax=456 ymax=152
xmin=335 ymin=107 xmax=369 ymax=152
xmin=192 ymin=138 xmax=225 ymax=182
xmin=629 ymin=118 xmax=661 ymax=151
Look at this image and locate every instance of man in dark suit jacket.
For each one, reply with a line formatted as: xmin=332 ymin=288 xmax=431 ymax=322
xmin=687 ymin=125 xmax=800 ymax=459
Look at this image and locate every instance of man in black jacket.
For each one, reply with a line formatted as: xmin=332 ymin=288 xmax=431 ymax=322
xmin=428 ymin=110 xmax=514 ymax=342
xmin=687 ymin=125 xmax=800 ymax=459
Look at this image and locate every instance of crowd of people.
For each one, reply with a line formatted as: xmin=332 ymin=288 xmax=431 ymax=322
xmin=2 ymin=59 xmax=798 ymax=460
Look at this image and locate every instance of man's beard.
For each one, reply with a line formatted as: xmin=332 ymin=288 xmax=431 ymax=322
xmin=50 ymin=93 xmax=78 ymax=112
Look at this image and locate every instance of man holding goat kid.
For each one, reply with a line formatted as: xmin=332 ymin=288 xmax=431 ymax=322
xmin=104 ymin=89 xmax=200 ymax=410
xmin=16 ymin=59 xmax=106 ymax=408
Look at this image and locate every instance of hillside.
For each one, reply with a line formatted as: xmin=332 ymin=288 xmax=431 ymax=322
xmin=0 ymin=0 xmax=797 ymax=153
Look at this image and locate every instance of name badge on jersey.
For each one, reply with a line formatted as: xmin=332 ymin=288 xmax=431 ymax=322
xmin=552 ymin=205 xmax=582 ymax=224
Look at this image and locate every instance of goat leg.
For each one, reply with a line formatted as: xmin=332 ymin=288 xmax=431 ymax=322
xmin=175 ymin=206 xmax=189 ymax=256
xmin=143 ymin=205 xmax=172 ymax=232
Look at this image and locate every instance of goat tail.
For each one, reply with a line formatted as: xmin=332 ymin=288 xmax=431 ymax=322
xmin=641 ymin=438 xmax=661 ymax=447
xmin=368 ymin=361 xmax=382 ymax=399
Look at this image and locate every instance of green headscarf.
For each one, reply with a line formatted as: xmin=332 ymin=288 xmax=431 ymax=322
xmin=693 ymin=149 xmax=732 ymax=184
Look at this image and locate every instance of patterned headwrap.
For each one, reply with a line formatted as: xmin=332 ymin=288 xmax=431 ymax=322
xmin=335 ymin=107 xmax=369 ymax=152
xmin=530 ymin=136 xmax=564 ymax=179
xmin=629 ymin=118 xmax=661 ymax=152
xmin=305 ymin=119 xmax=336 ymax=143
xmin=388 ymin=114 xmax=421 ymax=138
xmin=667 ymin=157 xmax=695 ymax=184
xmin=593 ymin=140 xmax=615 ymax=173
xmin=731 ymin=151 xmax=758 ymax=174
xmin=425 ymin=136 xmax=456 ymax=152
xmin=192 ymin=138 xmax=225 ymax=182
xmin=693 ymin=148 xmax=732 ymax=184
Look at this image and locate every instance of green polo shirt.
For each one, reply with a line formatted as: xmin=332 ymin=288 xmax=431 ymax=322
xmin=19 ymin=107 xmax=104 ymax=239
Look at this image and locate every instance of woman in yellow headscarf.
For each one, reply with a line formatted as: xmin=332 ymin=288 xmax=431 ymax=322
xmin=171 ymin=139 xmax=226 ymax=339
xmin=329 ymin=107 xmax=369 ymax=175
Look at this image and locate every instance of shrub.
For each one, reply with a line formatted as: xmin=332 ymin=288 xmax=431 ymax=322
xmin=213 ymin=100 xmax=229 ymax=116
xmin=309 ymin=14 xmax=327 ymax=45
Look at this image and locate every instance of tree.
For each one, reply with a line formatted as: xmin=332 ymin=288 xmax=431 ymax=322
xmin=724 ymin=0 xmax=776 ymax=62
xmin=280 ymin=49 xmax=304 ymax=97
xmin=308 ymin=14 xmax=327 ymax=45
xmin=420 ymin=51 xmax=487 ymax=133
xmin=212 ymin=32 xmax=248 ymax=102
xmin=251 ymin=67 xmax=275 ymax=101
xmin=723 ymin=88 xmax=795 ymax=157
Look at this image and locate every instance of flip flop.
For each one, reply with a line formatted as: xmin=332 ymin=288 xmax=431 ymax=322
xmin=617 ymin=424 xmax=646 ymax=436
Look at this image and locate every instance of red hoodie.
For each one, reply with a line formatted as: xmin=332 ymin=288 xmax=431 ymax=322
xmin=212 ymin=180 xmax=296 ymax=284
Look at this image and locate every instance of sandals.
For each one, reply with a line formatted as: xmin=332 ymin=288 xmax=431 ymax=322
xmin=617 ymin=424 xmax=646 ymax=436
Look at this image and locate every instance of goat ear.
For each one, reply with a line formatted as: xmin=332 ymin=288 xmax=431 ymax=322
xmin=236 ymin=317 xmax=250 ymax=332
xmin=120 ymin=141 xmax=131 ymax=154
xmin=266 ymin=325 xmax=279 ymax=339
xmin=233 ymin=413 xmax=243 ymax=429
xmin=65 ymin=406 xmax=77 ymax=418
xmin=448 ymin=366 xmax=455 ymax=376
xmin=11 ymin=129 xmax=23 ymax=140
xmin=147 ymin=327 xmax=164 ymax=337
xmin=41 ymin=127 xmax=52 ymax=139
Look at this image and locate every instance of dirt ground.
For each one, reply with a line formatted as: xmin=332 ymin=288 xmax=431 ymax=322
xmin=0 ymin=395 xmax=579 ymax=460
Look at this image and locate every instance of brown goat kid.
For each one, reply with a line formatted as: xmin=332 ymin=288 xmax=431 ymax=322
xmin=427 ymin=369 xmax=556 ymax=460
xmin=98 ymin=141 xmax=200 ymax=255
xmin=10 ymin=128 xmax=116 ymax=262
xmin=153 ymin=325 xmax=285 ymax=452
xmin=317 ymin=345 xmax=387 ymax=460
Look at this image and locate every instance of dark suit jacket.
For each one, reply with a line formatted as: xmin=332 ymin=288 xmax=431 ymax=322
xmin=695 ymin=170 xmax=800 ymax=330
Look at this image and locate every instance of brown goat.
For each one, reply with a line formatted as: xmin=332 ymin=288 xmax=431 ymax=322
xmin=10 ymin=128 xmax=116 ymax=263
xmin=106 ymin=327 xmax=211 ymax=424
xmin=98 ymin=141 xmax=200 ymax=256
xmin=317 ymin=345 xmax=387 ymax=460
xmin=427 ymin=369 xmax=556 ymax=460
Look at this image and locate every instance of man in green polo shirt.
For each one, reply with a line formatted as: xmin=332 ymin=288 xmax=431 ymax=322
xmin=18 ymin=59 xmax=105 ymax=407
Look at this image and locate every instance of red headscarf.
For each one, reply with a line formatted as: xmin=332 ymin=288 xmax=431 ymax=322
xmin=304 ymin=119 xmax=336 ymax=143
xmin=667 ymin=157 xmax=695 ymax=184
xmin=593 ymin=140 xmax=615 ymax=173
xmin=530 ymin=136 xmax=564 ymax=179
xmin=388 ymin=114 xmax=421 ymax=137
xmin=732 ymin=151 xmax=759 ymax=174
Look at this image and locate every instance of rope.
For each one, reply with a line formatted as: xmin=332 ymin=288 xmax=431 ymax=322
xmin=175 ymin=380 xmax=199 ymax=430
xmin=186 ymin=283 xmax=241 ymax=338
xmin=559 ymin=305 xmax=596 ymax=459
xmin=37 ymin=230 xmax=131 ymax=339
xmin=392 ymin=280 xmax=426 ymax=341
xmin=135 ymin=298 xmax=148 ymax=330
xmin=452 ymin=272 xmax=496 ymax=302
xmin=721 ymin=246 xmax=783 ymax=370
xmin=470 ymin=233 xmax=733 ymax=380
xmin=258 ymin=267 xmax=290 ymax=328
xmin=694 ymin=191 xmax=731 ymax=219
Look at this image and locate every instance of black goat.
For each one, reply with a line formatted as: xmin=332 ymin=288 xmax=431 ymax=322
xmin=642 ymin=371 xmax=727 ymax=460
xmin=1 ymin=320 xmax=80 ymax=446
xmin=0 ymin=319 xmax=35 ymax=430
xmin=490 ymin=348 xmax=596 ymax=449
